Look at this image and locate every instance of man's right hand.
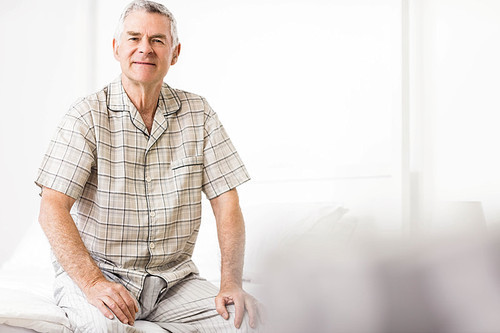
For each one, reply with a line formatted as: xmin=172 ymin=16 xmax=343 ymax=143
xmin=83 ymin=278 xmax=139 ymax=326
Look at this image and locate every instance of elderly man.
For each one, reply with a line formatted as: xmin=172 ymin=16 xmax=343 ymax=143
xmin=35 ymin=1 xmax=260 ymax=332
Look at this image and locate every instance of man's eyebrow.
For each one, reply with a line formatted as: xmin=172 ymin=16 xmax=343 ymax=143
xmin=125 ymin=31 xmax=167 ymax=40
xmin=126 ymin=31 xmax=141 ymax=36
xmin=150 ymin=33 xmax=167 ymax=40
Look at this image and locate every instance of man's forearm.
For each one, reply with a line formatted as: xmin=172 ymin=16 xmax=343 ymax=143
xmin=38 ymin=190 xmax=105 ymax=291
xmin=219 ymin=212 xmax=245 ymax=288
xmin=211 ymin=189 xmax=261 ymax=329
xmin=210 ymin=189 xmax=245 ymax=288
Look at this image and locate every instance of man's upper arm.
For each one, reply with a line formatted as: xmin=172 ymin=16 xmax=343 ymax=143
xmin=35 ymin=103 xmax=96 ymax=200
xmin=201 ymin=99 xmax=250 ymax=199
xmin=39 ymin=187 xmax=76 ymax=219
xmin=209 ymin=188 xmax=239 ymax=220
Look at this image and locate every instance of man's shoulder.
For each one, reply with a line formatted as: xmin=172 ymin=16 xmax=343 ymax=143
xmin=171 ymin=87 xmax=203 ymax=101
xmin=63 ymin=86 xmax=108 ymax=126
xmin=168 ymin=86 xmax=214 ymax=116
xmin=165 ymin=84 xmax=206 ymax=103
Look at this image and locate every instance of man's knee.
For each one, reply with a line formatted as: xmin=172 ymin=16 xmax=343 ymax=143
xmin=64 ymin=306 xmax=139 ymax=333
xmin=224 ymin=304 xmax=263 ymax=333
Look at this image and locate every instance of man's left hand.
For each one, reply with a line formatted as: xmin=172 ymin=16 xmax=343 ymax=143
xmin=215 ymin=285 xmax=260 ymax=329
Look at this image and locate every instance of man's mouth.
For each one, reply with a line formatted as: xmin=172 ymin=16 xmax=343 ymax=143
xmin=133 ymin=62 xmax=156 ymax=66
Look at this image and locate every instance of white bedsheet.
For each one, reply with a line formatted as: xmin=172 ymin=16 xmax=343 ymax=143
xmin=0 ymin=268 xmax=70 ymax=333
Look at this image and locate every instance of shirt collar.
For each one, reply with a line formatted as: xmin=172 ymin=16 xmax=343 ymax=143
xmin=106 ymin=75 xmax=181 ymax=116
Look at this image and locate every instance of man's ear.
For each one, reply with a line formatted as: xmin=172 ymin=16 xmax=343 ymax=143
xmin=113 ymin=38 xmax=120 ymax=61
xmin=171 ymin=43 xmax=181 ymax=65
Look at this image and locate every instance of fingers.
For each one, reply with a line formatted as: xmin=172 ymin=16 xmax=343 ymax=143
xmin=257 ymin=301 xmax=266 ymax=325
xmin=215 ymin=295 xmax=230 ymax=320
xmin=86 ymin=280 xmax=138 ymax=326
xmin=118 ymin=288 xmax=139 ymax=323
xmin=93 ymin=299 xmax=115 ymax=321
xmin=216 ymin=294 xmax=246 ymax=329
xmin=245 ymin=296 xmax=259 ymax=329
xmin=101 ymin=295 xmax=131 ymax=325
xmin=104 ymin=286 xmax=135 ymax=325
xmin=233 ymin=295 xmax=245 ymax=329
xmin=217 ymin=289 xmax=263 ymax=329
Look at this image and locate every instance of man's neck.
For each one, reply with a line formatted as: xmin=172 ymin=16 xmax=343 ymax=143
xmin=121 ymin=76 xmax=162 ymax=118
xmin=121 ymin=76 xmax=163 ymax=134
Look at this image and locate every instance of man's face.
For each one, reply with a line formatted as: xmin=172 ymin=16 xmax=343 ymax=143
xmin=113 ymin=10 xmax=180 ymax=87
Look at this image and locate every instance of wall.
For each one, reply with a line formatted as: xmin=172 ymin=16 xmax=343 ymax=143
xmin=0 ymin=0 xmax=424 ymax=263
xmin=0 ymin=0 xmax=94 ymax=262
xmin=410 ymin=0 xmax=500 ymax=232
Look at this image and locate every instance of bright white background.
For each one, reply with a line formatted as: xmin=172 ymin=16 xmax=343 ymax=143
xmin=0 ymin=0 xmax=499 ymax=263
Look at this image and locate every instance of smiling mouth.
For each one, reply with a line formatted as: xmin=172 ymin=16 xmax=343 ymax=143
xmin=133 ymin=62 xmax=156 ymax=66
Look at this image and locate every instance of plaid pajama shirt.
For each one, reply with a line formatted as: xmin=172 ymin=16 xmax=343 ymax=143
xmin=35 ymin=76 xmax=250 ymax=301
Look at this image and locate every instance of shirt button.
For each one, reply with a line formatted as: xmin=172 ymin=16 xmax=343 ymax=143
xmin=149 ymin=242 xmax=155 ymax=249
xmin=145 ymin=176 xmax=152 ymax=183
xmin=150 ymin=211 xmax=156 ymax=217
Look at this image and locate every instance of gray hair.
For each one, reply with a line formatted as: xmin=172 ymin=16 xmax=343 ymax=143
xmin=114 ymin=0 xmax=179 ymax=48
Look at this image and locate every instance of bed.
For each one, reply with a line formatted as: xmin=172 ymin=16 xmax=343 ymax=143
xmin=0 ymin=201 xmax=350 ymax=332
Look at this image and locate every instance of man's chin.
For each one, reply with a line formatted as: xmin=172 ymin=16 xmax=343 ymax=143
xmin=123 ymin=73 xmax=164 ymax=86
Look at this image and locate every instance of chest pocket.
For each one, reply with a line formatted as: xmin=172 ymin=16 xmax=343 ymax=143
xmin=171 ymin=155 xmax=204 ymax=171
xmin=171 ymin=156 xmax=204 ymax=199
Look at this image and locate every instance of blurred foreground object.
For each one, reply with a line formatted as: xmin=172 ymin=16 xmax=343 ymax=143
xmin=258 ymin=222 xmax=500 ymax=333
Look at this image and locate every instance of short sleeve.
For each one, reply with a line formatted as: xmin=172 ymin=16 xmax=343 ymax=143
xmin=35 ymin=108 xmax=96 ymax=200
xmin=201 ymin=100 xmax=250 ymax=199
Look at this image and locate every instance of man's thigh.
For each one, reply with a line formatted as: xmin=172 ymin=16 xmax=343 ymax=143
xmin=147 ymin=274 xmax=260 ymax=333
xmin=54 ymin=271 xmax=142 ymax=333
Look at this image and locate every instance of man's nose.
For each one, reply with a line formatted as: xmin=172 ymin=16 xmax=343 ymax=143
xmin=138 ymin=39 xmax=153 ymax=54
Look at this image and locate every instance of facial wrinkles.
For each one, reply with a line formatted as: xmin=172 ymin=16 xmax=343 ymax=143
xmin=117 ymin=11 xmax=175 ymax=86
xmin=124 ymin=26 xmax=171 ymax=64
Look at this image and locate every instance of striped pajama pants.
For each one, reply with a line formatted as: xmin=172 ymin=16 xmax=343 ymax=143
xmin=54 ymin=271 xmax=261 ymax=333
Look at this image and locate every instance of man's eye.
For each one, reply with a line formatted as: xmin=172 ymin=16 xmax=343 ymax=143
xmin=153 ymin=39 xmax=164 ymax=44
xmin=129 ymin=37 xmax=138 ymax=41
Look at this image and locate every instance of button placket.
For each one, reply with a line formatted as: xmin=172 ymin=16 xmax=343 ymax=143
xmin=144 ymin=154 xmax=156 ymax=257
